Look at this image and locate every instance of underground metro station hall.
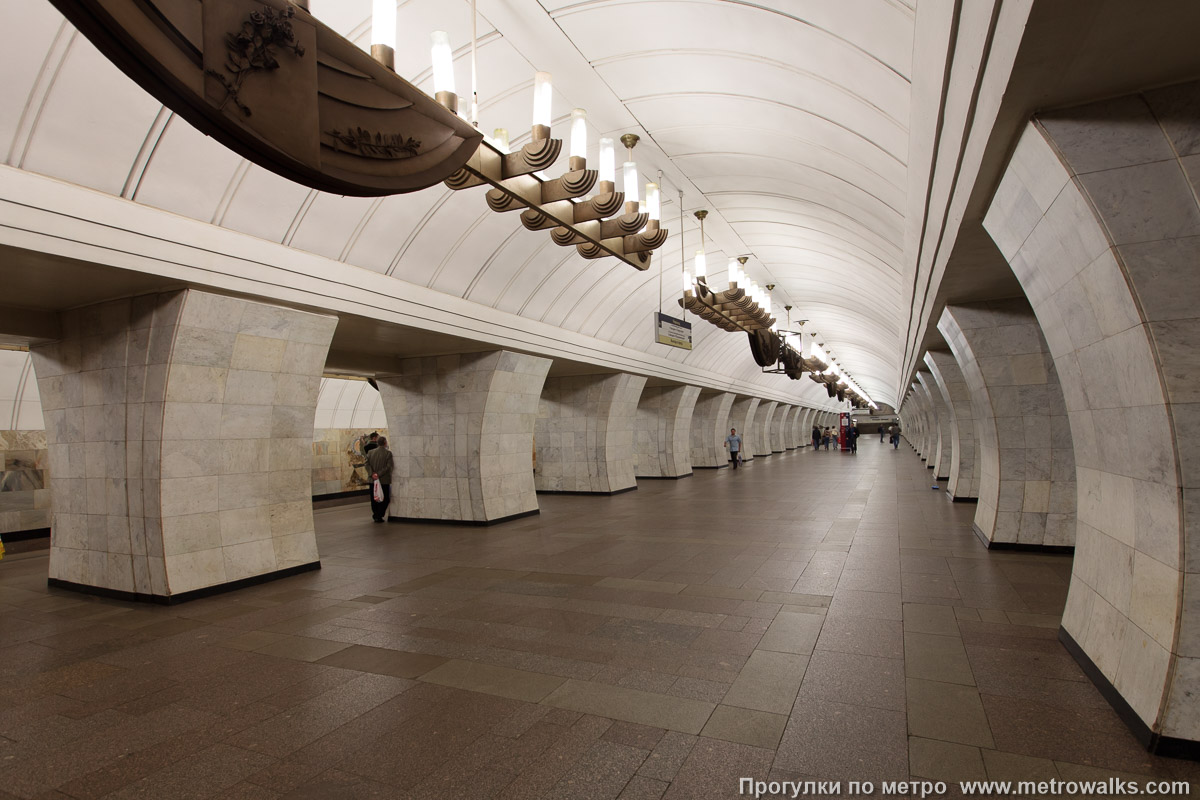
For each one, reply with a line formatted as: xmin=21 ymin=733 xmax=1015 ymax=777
xmin=3 ymin=0 xmax=1200 ymax=797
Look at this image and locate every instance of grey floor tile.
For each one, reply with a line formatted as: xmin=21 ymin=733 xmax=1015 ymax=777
xmin=756 ymin=610 xmax=824 ymax=655
xmin=903 ymin=602 xmax=961 ymax=636
xmin=905 ymin=631 xmax=976 ymax=685
xmin=906 ymin=678 xmax=995 ymax=748
xmin=721 ymin=650 xmax=808 ymax=715
xmin=700 ymin=705 xmax=788 ymax=749
xmin=419 ymin=659 xmax=566 ymax=703
xmin=798 ymin=650 xmax=905 ymax=712
xmin=542 ymin=680 xmax=716 ymax=734
xmin=909 ymin=737 xmax=987 ymax=782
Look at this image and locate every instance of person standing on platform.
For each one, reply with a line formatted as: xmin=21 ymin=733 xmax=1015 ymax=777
xmin=725 ymin=428 xmax=743 ymax=469
xmin=831 ymin=428 xmax=839 ymax=450
xmin=890 ymin=424 xmax=900 ymax=449
xmin=847 ymin=424 xmax=858 ymax=454
xmin=812 ymin=424 xmax=821 ymax=450
xmin=822 ymin=427 xmax=831 ymax=450
xmin=363 ymin=431 xmax=380 ymax=455
xmin=366 ymin=436 xmax=394 ymax=523
xmin=880 ymin=425 xmax=886 ymax=443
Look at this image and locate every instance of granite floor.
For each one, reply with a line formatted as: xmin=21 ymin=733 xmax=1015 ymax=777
xmin=1 ymin=440 xmax=1197 ymax=799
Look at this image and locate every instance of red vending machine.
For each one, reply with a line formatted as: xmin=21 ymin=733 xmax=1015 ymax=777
xmin=839 ymin=412 xmax=850 ymax=451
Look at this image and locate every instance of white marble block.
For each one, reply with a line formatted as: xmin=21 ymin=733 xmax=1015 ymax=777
xmin=753 ymin=401 xmax=778 ymax=457
xmin=535 ymin=373 xmax=646 ymax=494
xmin=32 ymin=290 xmax=336 ymax=598
xmin=925 ymin=350 xmax=982 ymax=499
xmin=982 ymin=85 xmax=1200 ymax=741
xmin=729 ymin=396 xmax=761 ymax=462
xmin=376 ymin=350 xmax=551 ymax=522
xmin=916 ymin=371 xmax=953 ymax=478
xmin=689 ymin=391 xmax=736 ymax=467
xmin=938 ymin=299 xmax=1077 ymax=549
xmin=634 ymin=385 xmax=701 ymax=478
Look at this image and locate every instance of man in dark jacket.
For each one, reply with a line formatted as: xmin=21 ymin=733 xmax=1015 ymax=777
xmin=812 ymin=425 xmax=821 ymax=449
xmin=847 ymin=424 xmax=859 ymax=454
xmin=366 ymin=436 xmax=394 ymax=523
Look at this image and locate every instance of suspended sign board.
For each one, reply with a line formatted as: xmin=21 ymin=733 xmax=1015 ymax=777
xmin=654 ymin=313 xmax=693 ymax=350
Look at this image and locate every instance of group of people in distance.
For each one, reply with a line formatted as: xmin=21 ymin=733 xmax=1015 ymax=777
xmin=810 ymin=423 xmax=858 ymax=453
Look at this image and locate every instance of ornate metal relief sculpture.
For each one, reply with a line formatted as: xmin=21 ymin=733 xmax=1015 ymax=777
xmin=50 ymin=0 xmax=482 ymax=195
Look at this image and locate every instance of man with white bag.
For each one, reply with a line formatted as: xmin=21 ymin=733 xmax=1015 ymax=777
xmin=366 ymin=436 xmax=394 ymax=523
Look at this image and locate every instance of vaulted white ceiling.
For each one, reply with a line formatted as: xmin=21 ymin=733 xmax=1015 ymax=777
xmin=0 ymin=0 xmax=914 ymax=406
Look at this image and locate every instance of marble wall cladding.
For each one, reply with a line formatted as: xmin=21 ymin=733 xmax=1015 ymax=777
xmin=689 ymin=391 xmax=735 ymax=467
xmin=535 ymin=372 xmax=646 ymax=494
xmin=311 ymin=428 xmax=389 ymax=497
xmin=30 ymin=290 xmax=336 ymax=597
xmin=939 ymin=300 xmax=1077 ymax=549
xmin=729 ymin=397 xmax=760 ymax=462
xmin=753 ymin=401 xmax=778 ymax=457
xmin=633 ymin=385 xmax=700 ymax=478
xmin=916 ymin=371 xmax=953 ymax=479
xmin=925 ymin=350 xmax=981 ymax=499
xmin=769 ymin=405 xmax=789 ymax=452
xmin=378 ymin=351 xmax=550 ymax=521
xmin=0 ymin=430 xmax=50 ymax=533
xmin=787 ymin=406 xmax=803 ymax=448
xmin=983 ymin=86 xmax=1200 ymax=737
xmin=914 ymin=381 xmax=937 ymax=461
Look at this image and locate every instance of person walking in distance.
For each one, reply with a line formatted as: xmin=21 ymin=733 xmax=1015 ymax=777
xmin=725 ymin=428 xmax=744 ymax=469
xmin=812 ymin=423 xmax=821 ymax=450
xmin=822 ymin=427 xmax=831 ymax=450
xmin=889 ymin=424 xmax=900 ymax=449
xmin=366 ymin=436 xmax=394 ymax=523
xmin=847 ymin=423 xmax=859 ymax=454
xmin=880 ymin=425 xmax=886 ymax=443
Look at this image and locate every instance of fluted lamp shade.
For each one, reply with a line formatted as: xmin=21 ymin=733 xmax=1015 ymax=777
xmin=532 ymin=72 xmax=553 ymax=128
xmin=569 ymin=109 xmax=587 ymax=160
xmin=373 ymin=0 xmax=396 ymax=50
xmin=430 ymin=31 xmax=454 ymax=94
xmin=645 ymin=183 xmax=660 ymax=221
xmin=694 ymin=250 xmax=706 ymax=280
xmin=623 ymin=161 xmax=639 ymax=204
xmin=598 ymin=138 xmax=615 ymax=184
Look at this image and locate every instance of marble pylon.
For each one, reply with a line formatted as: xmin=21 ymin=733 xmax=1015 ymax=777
xmin=376 ymin=351 xmax=551 ymax=524
xmin=32 ymin=290 xmax=336 ymax=599
xmin=634 ymin=385 xmax=701 ymax=478
xmin=729 ymin=397 xmax=760 ymax=462
xmin=925 ymin=350 xmax=981 ymax=499
xmin=535 ymin=373 xmax=647 ymax=494
xmin=984 ymin=84 xmax=1200 ymax=744
xmin=753 ymin=401 xmax=778 ymax=457
xmin=689 ymin=391 xmax=735 ymax=468
xmin=939 ymin=299 xmax=1077 ymax=549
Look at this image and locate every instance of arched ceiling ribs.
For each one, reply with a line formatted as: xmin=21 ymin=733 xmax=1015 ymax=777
xmin=703 ymin=190 xmax=901 ymax=255
xmin=622 ymin=91 xmax=907 ymax=164
xmin=670 ymin=151 xmax=904 ymax=219
xmin=590 ymin=49 xmax=907 ymax=130
xmin=463 ymin=224 xmax=529 ymax=301
xmin=550 ymin=0 xmax=913 ymax=81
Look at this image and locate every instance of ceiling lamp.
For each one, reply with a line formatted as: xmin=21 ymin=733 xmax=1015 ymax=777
xmin=445 ymin=86 xmax=667 ymax=269
xmin=679 ymin=233 xmax=774 ymax=333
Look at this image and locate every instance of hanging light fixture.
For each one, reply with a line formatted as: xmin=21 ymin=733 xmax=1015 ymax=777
xmin=372 ymin=0 xmax=397 ymax=70
xmin=679 ymin=248 xmax=774 ymax=333
xmin=569 ymin=109 xmax=588 ymax=170
xmin=693 ymin=209 xmax=707 ymax=282
xmin=430 ymin=30 xmax=456 ymax=112
xmin=645 ymin=182 xmax=661 ymax=223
